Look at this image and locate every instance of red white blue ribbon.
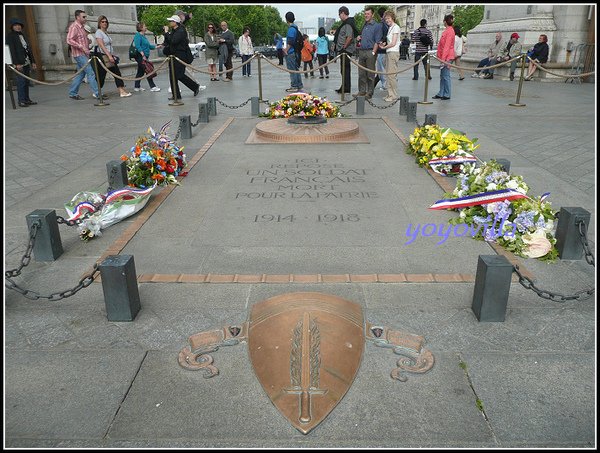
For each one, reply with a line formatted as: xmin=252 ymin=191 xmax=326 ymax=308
xmin=429 ymin=189 xmax=529 ymax=210
xmin=428 ymin=153 xmax=477 ymax=176
xmin=66 ymin=202 xmax=98 ymax=221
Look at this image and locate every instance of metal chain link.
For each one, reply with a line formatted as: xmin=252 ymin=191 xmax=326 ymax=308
xmin=577 ymin=220 xmax=595 ymax=266
xmin=5 ymin=263 xmax=100 ymax=301
xmin=365 ymin=97 xmax=400 ymax=110
xmin=335 ymin=97 xmax=357 ymax=108
xmin=5 ymin=220 xmax=41 ymax=278
xmin=513 ymin=265 xmax=594 ymax=302
xmin=215 ymin=97 xmax=252 ymax=109
xmin=173 ymin=123 xmax=182 ymax=141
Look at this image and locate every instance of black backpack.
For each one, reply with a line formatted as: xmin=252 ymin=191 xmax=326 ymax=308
xmin=419 ymin=29 xmax=432 ymax=47
xmin=129 ymin=39 xmax=139 ymax=60
xmin=290 ymin=25 xmax=303 ymax=62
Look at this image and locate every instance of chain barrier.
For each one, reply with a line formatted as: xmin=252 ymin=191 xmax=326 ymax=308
xmin=577 ymin=220 xmax=595 ymax=266
xmin=365 ymin=97 xmax=400 ymax=109
xmin=4 ymin=219 xmax=101 ymax=300
xmin=5 ymin=264 xmax=100 ymax=301
xmin=215 ymin=97 xmax=252 ymax=109
xmin=173 ymin=122 xmax=182 ymax=141
xmin=512 ymin=218 xmax=595 ymax=301
xmin=513 ymin=265 xmax=594 ymax=302
xmin=5 ymin=220 xmax=41 ymax=278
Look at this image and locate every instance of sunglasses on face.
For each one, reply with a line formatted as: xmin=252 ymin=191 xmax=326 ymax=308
xmin=101 ymin=20 xmax=108 ymax=23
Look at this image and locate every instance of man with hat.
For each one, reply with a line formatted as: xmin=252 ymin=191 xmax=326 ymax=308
xmin=498 ymin=33 xmax=523 ymax=81
xmin=6 ymin=17 xmax=37 ymax=107
xmin=163 ymin=14 xmax=200 ymax=100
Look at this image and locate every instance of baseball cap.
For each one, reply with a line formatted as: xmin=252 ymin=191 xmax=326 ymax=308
xmin=166 ymin=15 xmax=181 ymax=23
xmin=511 ymin=33 xmax=520 ymax=39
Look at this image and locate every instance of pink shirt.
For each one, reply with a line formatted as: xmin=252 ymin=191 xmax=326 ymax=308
xmin=67 ymin=21 xmax=89 ymax=57
xmin=437 ymin=25 xmax=455 ymax=63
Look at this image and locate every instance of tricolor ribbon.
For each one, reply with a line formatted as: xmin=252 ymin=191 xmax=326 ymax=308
xmin=66 ymin=202 xmax=98 ymax=221
xmin=540 ymin=192 xmax=551 ymax=202
xmin=429 ymin=189 xmax=529 ymax=210
xmin=428 ymin=153 xmax=477 ymax=176
xmin=104 ymin=185 xmax=156 ymax=205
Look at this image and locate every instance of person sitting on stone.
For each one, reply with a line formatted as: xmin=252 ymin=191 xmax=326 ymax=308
xmin=470 ymin=32 xmax=505 ymax=79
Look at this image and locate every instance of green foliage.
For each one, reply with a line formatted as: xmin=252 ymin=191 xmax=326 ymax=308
xmin=476 ymin=398 xmax=484 ymax=412
xmin=459 ymin=361 xmax=467 ymax=370
xmin=452 ymin=5 xmax=484 ymax=35
xmin=138 ymin=5 xmax=287 ymax=46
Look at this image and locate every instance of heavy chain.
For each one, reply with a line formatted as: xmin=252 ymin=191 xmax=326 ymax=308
xmin=335 ymin=97 xmax=356 ymax=107
xmin=365 ymin=97 xmax=400 ymax=109
xmin=577 ymin=220 xmax=595 ymax=266
xmin=5 ymin=263 xmax=100 ymax=301
xmin=5 ymin=220 xmax=41 ymax=278
xmin=215 ymin=97 xmax=252 ymax=109
xmin=173 ymin=123 xmax=182 ymax=141
xmin=513 ymin=265 xmax=595 ymax=302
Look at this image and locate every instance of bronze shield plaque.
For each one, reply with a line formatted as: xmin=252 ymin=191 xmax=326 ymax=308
xmin=248 ymin=292 xmax=365 ymax=434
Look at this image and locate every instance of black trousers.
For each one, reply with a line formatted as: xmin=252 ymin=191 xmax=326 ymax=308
xmin=134 ymin=53 xmax=156 ymax=89
xmin=95 ymin=57 xmax=124 ymax=89
xmin=169 ymin=58 xmax=199 ymax=99
xmin=413 ymin=51 xmax=429 ymax=79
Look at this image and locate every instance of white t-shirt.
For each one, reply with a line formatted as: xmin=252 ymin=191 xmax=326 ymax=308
xmin=454 ymin=35 xmax=463 ymax=57
xmin=95 ymin=29 xmax=113 ymax=54
xmin=386 ymin=23 xmax=401 ymax=52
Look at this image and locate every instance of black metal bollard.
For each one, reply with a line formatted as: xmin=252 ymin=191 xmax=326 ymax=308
xmin=106 ymin=160 xmax=128 ymax=190
xmin=398 ymin=96 xmax=409 ymax=115
xmin=355 ymin=95 xmax=365 ymax=115
xmin=495 ymin=158 xmax=511 ymax=173
xmin=251 ymin=96 xmax=260 ymax=116
xmin=198 ymin=102 xmax=210 ymax=123
xmin=99 ymin=255 xmax=141 ymax=322
xmin=424 ymin=114 xmax=437 ymax=125
xmin=207 ymin=96 xmax=217 ymax=116
xmin=179 ymin=115 xmax=192 ymax=139
xmin=26 ymin=210 xmax=64 ymax=261
xmin=471 ymin=255 xmax=513 ymax=322
xmin=555 ymin=207 xmax=591 ymax=260
xmin=406 ymin=101 xmax=417 ymax=122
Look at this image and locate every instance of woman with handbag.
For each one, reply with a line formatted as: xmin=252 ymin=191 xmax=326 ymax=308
xmin=94 ymin=15 xmax=131 ymax=97
xmin=133 ymin=22 xmax=161 ymax=92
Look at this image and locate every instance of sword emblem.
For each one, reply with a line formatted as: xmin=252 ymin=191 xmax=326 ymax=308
xmin=284 ymin=312 xmax=327 ymax=424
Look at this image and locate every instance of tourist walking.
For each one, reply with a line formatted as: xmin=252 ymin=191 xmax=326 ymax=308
xmin=378 ymin=10 xmax=400 ymax=102
xmin=133 ymin=22 xmax=161 ymax=92
xmin=315 ymin=27 xmax=330 ymax=79
xmin=6 ymin=17 xmax=37 ymax=107
xmin=238 ymin=27 xmax=254 ymax=77
xmin=354 ymin=6 xmax=382 ymax=100
xmin=373 ymin=7 xmax=389 ymax=91
xmin=274 ymin=32 xmax=284 ymax=65
xmin=453 ymin=25 xmax=466 ymax=80
xmin=94 ymin=16 xmax=131 ymax=98
xmin=411 ymin=19 xmax=433 ymax=81
xmin=204 ymin=23 xmax=219 ymax=81
xmin=66 ymin=9 xmax=100 ymax=101
xmin=432 ymin=14 xmax=455 ymax=101
xmin=333 ymin=6 xmax=358 ymax=94
xmin=525 ymin=34 xmax=549 ymax=81
xmin=219 ymin=21 xmax=235 ymax=82
xmin=283 ymin=11 xmax=303 ymax=92
xmin=163 ymin=14 xmax=200 ymax=100
xmin=301 ymin=34 xmax=315 ymax=79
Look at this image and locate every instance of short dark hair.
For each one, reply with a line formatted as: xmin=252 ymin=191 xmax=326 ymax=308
xmin=444 ymin=14 xmax=454 ymax=26
xmin=75 ymin=9 xmax=85 ymax=19
xmin=339 ymin=6 xmax=349 ymax=16
xmin=420 ymin=19 xmax=427 ymax=27
xmin=364 ymin=6 xmax=374 ymax=14
xmin=285 ymin=11 xmax=295 ymax=23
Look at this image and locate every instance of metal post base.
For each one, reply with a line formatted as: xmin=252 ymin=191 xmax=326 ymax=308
xmin=471 ymin=255 xmax=513 ymax=322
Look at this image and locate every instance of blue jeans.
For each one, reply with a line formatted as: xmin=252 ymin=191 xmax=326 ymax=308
xmin=376 ymin=53 xmax=386 ymax=88
xmin=69 ymin=55 xmax=98 ymax=97
xmin=437 ymin=64 xmax=451 ymax=98
xmin=241 ymin=55 xmax=251 ymax=76
xmin=286 ymin=53 xmax=302 ymax=89
xmin=16 ymin=65 xmax=31 ymax=103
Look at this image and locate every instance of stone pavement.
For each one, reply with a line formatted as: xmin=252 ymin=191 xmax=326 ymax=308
xmin=4 ymin=56 xmax=596 ymax=448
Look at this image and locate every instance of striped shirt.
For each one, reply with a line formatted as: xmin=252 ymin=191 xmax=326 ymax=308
xmin=67 ymin=21 xmax=90 ymax=57
xmin=411 ymin=27 xmax=433 ymax=53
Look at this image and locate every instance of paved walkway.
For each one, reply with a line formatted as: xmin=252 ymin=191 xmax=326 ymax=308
xmin=4 ymin=56 xmax=596 ymax=448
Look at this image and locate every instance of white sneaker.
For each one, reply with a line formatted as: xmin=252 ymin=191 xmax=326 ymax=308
xmin=168 ymin=86 xmax=172 ymax=93
xmin=479 ymin=73 xmax=486 ymax=78
xmin=150 ymin=86 xmax=161 ymax=92
xmin=134 ymin=87 xmax=145 ymax=92
xmin=471 ymin=73 xmax=479 ymax=78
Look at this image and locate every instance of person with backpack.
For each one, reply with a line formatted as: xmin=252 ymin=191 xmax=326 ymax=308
xmin=411 ymin=19 xmax=433 ymax=81
xmin=283 ymin=11 xmax=303 ymax=92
